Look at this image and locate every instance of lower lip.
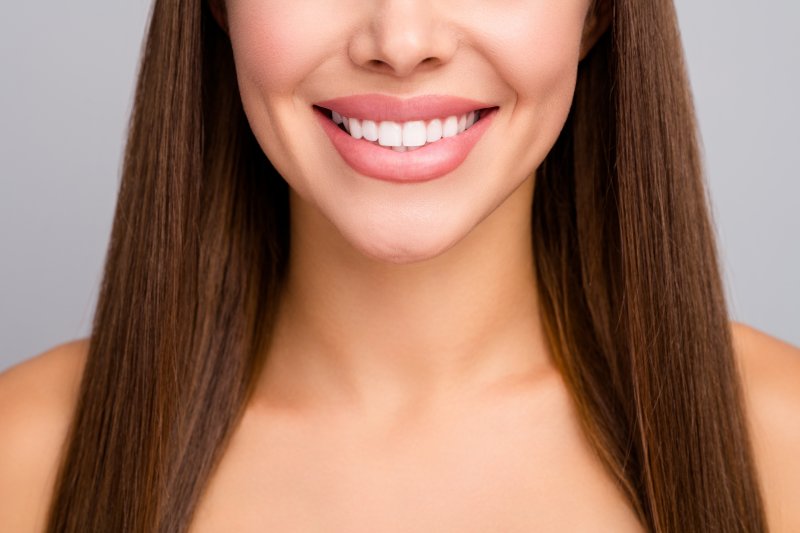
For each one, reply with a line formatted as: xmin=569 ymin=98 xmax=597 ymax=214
xmin=314 ymin=107 xmax=498 ymax=183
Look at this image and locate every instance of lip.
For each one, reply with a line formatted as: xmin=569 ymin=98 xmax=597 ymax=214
xmin=314 ymin=93 xmax=494 ymax=123
xmin=314 ymin=104 xmax=498 ymax=183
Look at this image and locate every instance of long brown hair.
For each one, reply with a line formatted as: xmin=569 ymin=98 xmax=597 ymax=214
xmin=45 ymin=0 xmax=768 ymax=531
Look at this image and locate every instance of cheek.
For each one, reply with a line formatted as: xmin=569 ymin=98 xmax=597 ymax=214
xmin=226 ymin=1 xmax=342 ymax=94
xmin=469 ymin=2 xmax=587 ymax=105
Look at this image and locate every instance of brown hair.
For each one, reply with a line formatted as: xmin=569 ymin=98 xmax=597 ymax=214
xmin=45 ymin=0 xmax=768 ymax=531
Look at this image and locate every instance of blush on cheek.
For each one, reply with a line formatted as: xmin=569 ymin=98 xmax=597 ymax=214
xmin=230 ymin=22 xmax=302 ymax=91
xmin=228 ymin=5 xmax=334 ymax=93
xmin=523 ymin=43 xmax=581 ymax=109
xmin=527 ymin=39 xmax=583 ymax=116
xmin=467 ymin=2 xmax=586 ymax=105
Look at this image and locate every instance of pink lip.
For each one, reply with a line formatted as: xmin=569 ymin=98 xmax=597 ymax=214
xmin=314 ymin=93 xmax=494 ymax=123
xmin=314 ymin=105 xmax=498 ymax=183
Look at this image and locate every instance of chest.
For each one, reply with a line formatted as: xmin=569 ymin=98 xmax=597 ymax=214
xmin=188 ymin=397 xmax=647 ymax=532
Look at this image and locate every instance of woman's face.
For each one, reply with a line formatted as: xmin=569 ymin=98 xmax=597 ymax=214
xmin=223 ymin=0 xmax=596 ymax=263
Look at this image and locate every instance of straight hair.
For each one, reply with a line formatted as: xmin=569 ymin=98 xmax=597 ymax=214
xmin=45 ymin=0 xmax=768 ymax=531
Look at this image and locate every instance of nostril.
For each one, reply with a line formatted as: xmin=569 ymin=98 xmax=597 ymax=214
xmin=367 ymin=56 xmax=440 ymax=75
xmin=367 ymin=59 xmax=391 ymax=72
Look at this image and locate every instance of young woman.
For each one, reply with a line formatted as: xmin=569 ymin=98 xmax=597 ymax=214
xmin=1 ymin=0 xmax=798 ymax=531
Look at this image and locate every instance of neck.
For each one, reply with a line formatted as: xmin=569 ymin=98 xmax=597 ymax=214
xmin=257 ymin=175 xmax=551 ymax=418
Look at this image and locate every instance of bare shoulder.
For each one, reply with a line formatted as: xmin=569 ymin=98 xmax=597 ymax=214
xmin=0 ymin=338 xmax=90 ymax=533
xmin=731 ymin=321 xmax=800 ymax=533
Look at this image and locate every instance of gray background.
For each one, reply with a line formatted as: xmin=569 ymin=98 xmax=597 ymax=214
xmin=1 ymin=1 xmax=797 ymax=371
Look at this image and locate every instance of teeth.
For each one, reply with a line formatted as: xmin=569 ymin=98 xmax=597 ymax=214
xmin=362 ymin=119 xmax=378 ymax=141
xmin=378 ymin=121 xmax=403 ymax=147
xmin=348 ymin=117 xmax=362 ymax=140
xmin=442 ymin=116 xmax=459 ymax=138
xmin=402 ymin=121 xmax=427 ymax=147
xmin=333 ymin=110 xmax=485 ymax=150
xmin=427 ymin=119 xmax=443 ymax=142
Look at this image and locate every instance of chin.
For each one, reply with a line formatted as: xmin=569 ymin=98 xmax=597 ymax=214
xmin=345 ymin=226 xmax=462 ymax=266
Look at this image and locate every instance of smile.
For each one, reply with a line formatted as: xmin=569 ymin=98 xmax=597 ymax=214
xmin=316 ymin=107 xmax=488 ymax=152
xmin=313 ymin=94 xmax=499 ymax=183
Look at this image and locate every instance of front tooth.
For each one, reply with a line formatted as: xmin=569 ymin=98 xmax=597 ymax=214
xmin=348 ymin=118 xmax=363 ymax=140
xmin=332 ymin=111 xmax=343 ymax=124
xmin=457 ymin=114 xmax=467 ymax=133
xmin=442 ymin=116 xmax=459 ymax=138
xmin=391 ymin=145 xmax=407 ymax=152
xmin=378 ymin=121 xmax=402 ymax=147
xmin=362 ymin=120 xmax=378 ymax=141
xmin=402 ymin=121 xmax=427 ymax=147
xmin=342 ymin=116 xmax=350 ymax=133
xmin=426 ymin=119 xmax=443 ymax=142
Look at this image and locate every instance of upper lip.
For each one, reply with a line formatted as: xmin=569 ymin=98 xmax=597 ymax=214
xmin=314 ymin=94 xmax=495 ymax=123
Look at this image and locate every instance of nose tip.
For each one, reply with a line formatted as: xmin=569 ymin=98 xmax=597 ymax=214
xmin=349 ymin=2 xmax=457 ymax=78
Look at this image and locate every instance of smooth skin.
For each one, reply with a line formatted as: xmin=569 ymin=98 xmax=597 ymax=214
xmin=3 ymin=0 xmax=800 ymax=531
xmin=0 ymin=325 xmax=798 ymax=531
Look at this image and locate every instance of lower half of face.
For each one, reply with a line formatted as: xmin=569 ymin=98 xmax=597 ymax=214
xmin=226 ymin=0 xmax=591 ymax=264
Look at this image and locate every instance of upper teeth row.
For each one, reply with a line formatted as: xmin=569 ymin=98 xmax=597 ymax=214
xmin=331 ymin=110 xmax=480 ymax=148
